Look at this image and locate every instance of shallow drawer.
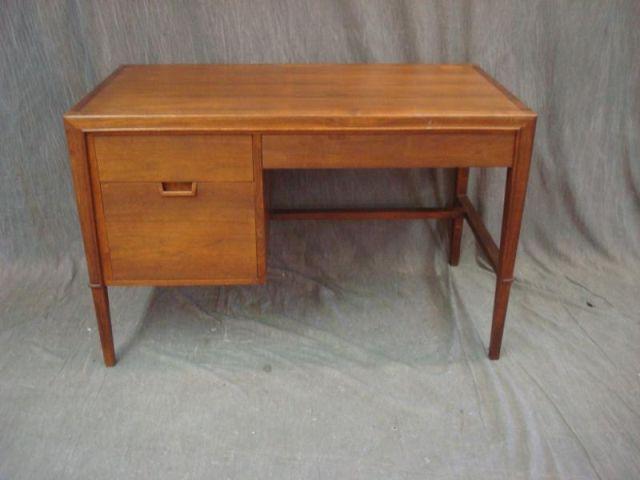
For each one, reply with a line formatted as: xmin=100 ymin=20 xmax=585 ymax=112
xmin=100 ymin=181 xmax=258 ymax=283
xmin=262 ymin=132 xmax=516 ymax=169
xmin=93 ymin=134 xmax=253 ymax=182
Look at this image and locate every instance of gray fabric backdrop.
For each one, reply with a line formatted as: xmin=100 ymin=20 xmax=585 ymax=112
xmin=1 ymin=1 xmax=639 ymax=479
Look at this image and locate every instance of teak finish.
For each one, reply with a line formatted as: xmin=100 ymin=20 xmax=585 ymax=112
xmin=94 ymin=134 xmax=254 ymax=182
xmin=262 ymin=132 xmax=516 ymax=169
xmin=64 ymin=64 xmax=536 ymax=366
xmin=100 ymin=181 xmax=258 ymax=283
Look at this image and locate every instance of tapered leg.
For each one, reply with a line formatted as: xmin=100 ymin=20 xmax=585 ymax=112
xmin=65 ymin=123 xmax=116 ymax=366
xmin=449 ymin=168 xmax=469 ymax=266
xmin=488 ymin=121 xmax=536 ymax=359
xmin=90 ymin=286 xmax=116 ymax=366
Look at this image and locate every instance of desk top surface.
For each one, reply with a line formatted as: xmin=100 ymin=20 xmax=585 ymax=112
xmin=66 ymin=64 xmax=535 ymax=129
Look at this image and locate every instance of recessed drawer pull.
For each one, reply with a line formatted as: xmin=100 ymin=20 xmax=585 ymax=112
xmin=159 ymin=182 xmax=197 ymax=197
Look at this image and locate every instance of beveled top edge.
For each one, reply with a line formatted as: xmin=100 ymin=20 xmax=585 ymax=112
xmin=65 ymin=64 xmax=536 ymax=125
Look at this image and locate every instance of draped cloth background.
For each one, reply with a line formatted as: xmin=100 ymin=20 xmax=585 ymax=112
xmin=1 ymin=1 xmax=639 ymax=479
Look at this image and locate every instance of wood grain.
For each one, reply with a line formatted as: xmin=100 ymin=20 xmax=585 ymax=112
xmin=100 ymin=182 xmax=258 ymax=283
xmin=64 ymin=121 xmax=116 ymax=366
xmin=64 ymin=64 xmax=535 ymax=131
xmin=489 ymin=118 xmax=537 ymax=359
xmin=262 ymin=132 xmax=515 ymax=169
xmin=93 ymin=134 xmax=253 ymax=182
xmin=64 ymin=64 xmax=537 ymax=365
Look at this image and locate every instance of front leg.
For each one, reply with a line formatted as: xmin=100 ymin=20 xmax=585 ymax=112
xmin=489 ymin=120 xmax=536 ymax=359
xmin=65 ymin=121 xmax=116 ymax=367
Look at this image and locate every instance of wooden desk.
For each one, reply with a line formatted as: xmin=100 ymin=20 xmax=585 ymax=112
xmin=64 ymin=64 xmax=536 ymax=366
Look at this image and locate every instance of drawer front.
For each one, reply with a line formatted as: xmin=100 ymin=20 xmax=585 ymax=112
xmin=100 ymin=182 xmax=258 ymax=283
xmin=93 ymin=134 xmax=253 ymax=182
xmin=262 ymin=132 xmax=516 ymax=169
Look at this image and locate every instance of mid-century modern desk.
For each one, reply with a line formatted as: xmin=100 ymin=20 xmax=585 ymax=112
xmin=64 ymin=64 xmax=536 ymax=366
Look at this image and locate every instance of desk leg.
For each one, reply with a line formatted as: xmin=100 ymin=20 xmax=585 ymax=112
xmin=65 ymin=122 xmax=116 ymax=367
xmin=449 ymin=168 xmax=469 ymax=265
xmin=90 ymin=285 xmax=116 ymax=367
xmin=489 ymin=121 xmax=535 ymax=359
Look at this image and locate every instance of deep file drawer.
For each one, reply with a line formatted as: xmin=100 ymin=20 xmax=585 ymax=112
xmin=98 ymin=181 xmax=259 ymax=284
